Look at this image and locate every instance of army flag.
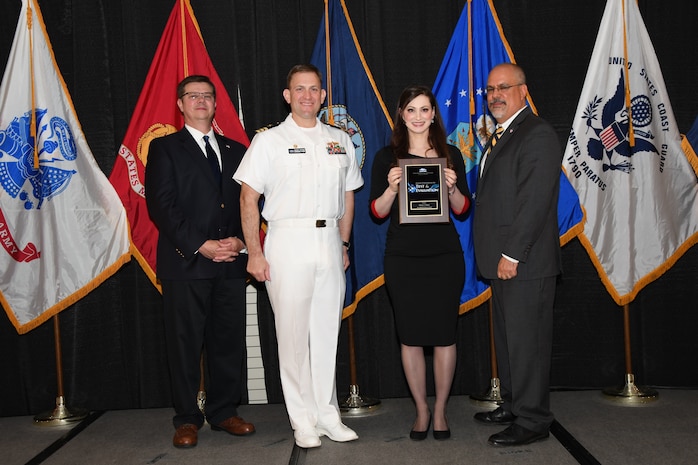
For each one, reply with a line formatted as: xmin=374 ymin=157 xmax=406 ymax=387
xmin=433 ymin=0 xmax=584 ymax=312
xmin=108 ymin=0 xmax=248 ymax=289
xmin=562 ymin=0 xmax=698 ymax=305
xmin=0 ymin=0 xmax=130 ymax=334
xmin=310 ymin=0 xmax=393 ymax=316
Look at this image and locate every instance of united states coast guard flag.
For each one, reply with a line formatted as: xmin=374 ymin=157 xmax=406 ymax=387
xmin=310 ymin=0 xmax=393 ymax=316
xmin=108 ymin=0 xmax=249 ymax=290
xmin=562 ymin=0 xmax=698 ymax=306
xmin=433 ymin=0 xmax=583 ymax=312
xmin=0 ymin=0 xmax=130 ymax=334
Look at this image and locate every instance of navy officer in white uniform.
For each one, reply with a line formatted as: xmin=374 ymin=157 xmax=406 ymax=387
xmin=234 ymin=64 xmax=363 ymax=449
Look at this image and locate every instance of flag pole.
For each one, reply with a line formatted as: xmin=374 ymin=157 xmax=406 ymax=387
xmin=466 ymin=0 xmax=500 ymax=409
xmin=602 ymin=304 xmax=657 ymax=404
xmin=34 ymin=315 xmax=89 ymax=426
xmin=339 ymin=314 xmax=381 ymax=416
xmin=469 ymin=299 xmax=503 ymax=407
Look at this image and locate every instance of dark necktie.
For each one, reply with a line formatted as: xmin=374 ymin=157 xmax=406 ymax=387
xmin=480 ymin=125 xmax=504 ymax=177
xmin=203 ymin=135 xmax=221 ymax=185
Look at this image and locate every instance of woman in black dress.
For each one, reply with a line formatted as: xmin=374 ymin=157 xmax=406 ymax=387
xmin=370 ymin=85 xmax=470 ymax=440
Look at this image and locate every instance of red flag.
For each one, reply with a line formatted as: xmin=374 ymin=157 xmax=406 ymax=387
xmin=108 ymin=0 xmax=249 ymax=289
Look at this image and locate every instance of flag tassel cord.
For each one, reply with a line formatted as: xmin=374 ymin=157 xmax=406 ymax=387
xmin=27 ymin=3 xmax=39 ymax=170
xmin=601 ymin=304 xmax=658 ymax=404
xmin=621 ymin=0 xmax=635 ymax=146
xmin=33 ymin=316 xmax=89 ymax=425
xmin=180 ymin=0 xmax=189 ymax=77
xmin=467 ymin=0 xmax=476 ymax=146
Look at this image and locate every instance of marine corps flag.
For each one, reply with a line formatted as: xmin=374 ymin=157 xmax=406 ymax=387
xmin=109 ymin=0 xmax=249 ymax=289
xmin=310 ymin=0 xmax=393 ymax=316
xmin=0 ymin=0 xmax=130 ymax=334
xmin=433 ymin=0 xmax=583 ymax=312
xmin=562 ymin=0 xmax=698 ymax=305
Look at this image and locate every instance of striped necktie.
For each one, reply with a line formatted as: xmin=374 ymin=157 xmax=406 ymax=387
xmin=480 ymin=125 xmax=504 ymax=177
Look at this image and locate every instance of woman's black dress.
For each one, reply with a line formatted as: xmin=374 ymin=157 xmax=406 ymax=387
xmin=370 ymin=145 xmax=469 ymax=346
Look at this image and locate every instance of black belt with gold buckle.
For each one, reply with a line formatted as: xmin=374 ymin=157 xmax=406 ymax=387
xmin=315 ymin=220 xmax=326 ymax=228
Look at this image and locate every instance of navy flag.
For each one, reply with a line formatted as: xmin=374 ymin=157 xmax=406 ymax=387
xmin=433 ymin=0 xmax=584 ymax=312
xmin=310 ymin=0 xmax=393 ymax=316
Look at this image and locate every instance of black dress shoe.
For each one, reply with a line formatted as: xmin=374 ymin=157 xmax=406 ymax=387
xmin=488 ymin=424 xmax=549 ymax=447
xmin=432 ymin=429 xmax=450 ymax=440
xmin=473 ymin=407 xmax=516 ymax=425
xmin=409 ymin=414 xmax=431 ymax=441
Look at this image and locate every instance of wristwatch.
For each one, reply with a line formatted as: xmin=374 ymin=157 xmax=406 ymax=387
xmin=342 ymin=241 xmax=351 ymax=250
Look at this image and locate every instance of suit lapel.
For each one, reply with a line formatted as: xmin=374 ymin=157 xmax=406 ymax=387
xmin=178 ymin=129 xmax=221 ymax=187
xmin=214 ymin=134 xmax=233 ymax=175
xmin=480 ymin=107 xmax=532 ymax=181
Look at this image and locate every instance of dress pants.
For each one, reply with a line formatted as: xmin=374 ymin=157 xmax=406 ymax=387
xmin=264 ymin=221 xmax=345 ymax=431
xmin=162 ymin=276 xmax=247 ymax=428
xmin=490 ymin=276 xmax=556 ymax=433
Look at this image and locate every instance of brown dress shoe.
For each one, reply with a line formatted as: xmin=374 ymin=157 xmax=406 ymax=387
xmin=211 ymin=416 xmax=256 ymax=436
xmin=173 ymin=423 xmax=198 ymax=448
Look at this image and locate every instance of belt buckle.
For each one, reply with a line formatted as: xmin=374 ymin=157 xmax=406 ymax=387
xmin=315 ymin=219 xmax=326 ymax=228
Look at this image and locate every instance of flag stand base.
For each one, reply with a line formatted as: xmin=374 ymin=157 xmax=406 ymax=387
xmin=340 ymin=384 xmax=381 ymax=417
xmin=469 ymin=377 xmax=504 ymax=408
xmin=602 ymin=374 xmax=658 ymax=405
xmin=34 ymin=396 xmax=88 ymax=427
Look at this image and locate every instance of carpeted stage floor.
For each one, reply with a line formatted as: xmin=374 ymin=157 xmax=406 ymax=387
xmin=3 ymin=389 xmax=696 ymax=465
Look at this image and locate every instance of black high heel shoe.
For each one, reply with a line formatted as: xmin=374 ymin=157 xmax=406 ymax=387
xmin=409 ymin=414 xmax=431 ymax=441
xmin=433 ymin=416 xmax=450 ymax=440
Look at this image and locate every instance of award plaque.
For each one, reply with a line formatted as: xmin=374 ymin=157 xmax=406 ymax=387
xmin=398 ymin=158 xmax=449 ymax=224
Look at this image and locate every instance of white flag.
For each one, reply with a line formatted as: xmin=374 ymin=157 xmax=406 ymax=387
xmin=562 ymin=0 xmax=698 ymax=306
xmin=0 ymin=0 xmax=130 ymax=334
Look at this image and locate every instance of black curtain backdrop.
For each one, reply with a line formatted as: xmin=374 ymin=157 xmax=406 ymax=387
xmin=1 ymin=0 xmax=697 ymax=417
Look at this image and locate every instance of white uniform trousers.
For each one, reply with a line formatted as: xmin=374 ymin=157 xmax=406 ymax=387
xmin=264 ymin=219 xmax=345 ymax=431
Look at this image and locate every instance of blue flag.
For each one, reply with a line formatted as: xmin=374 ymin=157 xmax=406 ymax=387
xmin=432 ymin=0 xmax=584 ymax=312
xmin=688 ymin=115 xmax=698 ymax=149
xmin=310 ymin=0 xmax=393 ymax=316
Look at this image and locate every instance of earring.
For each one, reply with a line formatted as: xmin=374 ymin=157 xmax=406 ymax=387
xmin=431 ymin=119 xmax=435 ymax=124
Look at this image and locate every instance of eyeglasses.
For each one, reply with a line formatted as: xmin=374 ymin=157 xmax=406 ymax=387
xmin=181 ymin=92 xmax=215 ymax=101
xmin=485 ymin=83 xmax=524 ymax=94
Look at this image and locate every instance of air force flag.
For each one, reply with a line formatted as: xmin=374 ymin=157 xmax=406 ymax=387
xmin=433 ymin=0 xmax=583 ymax=312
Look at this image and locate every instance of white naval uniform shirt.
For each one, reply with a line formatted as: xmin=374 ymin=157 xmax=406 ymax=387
xmin=233 ymin=114 xmax=363 ymax=219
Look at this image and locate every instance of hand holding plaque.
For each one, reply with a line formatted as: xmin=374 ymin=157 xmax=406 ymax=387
xmin=398 ymin=158 xmax=449 ymax=224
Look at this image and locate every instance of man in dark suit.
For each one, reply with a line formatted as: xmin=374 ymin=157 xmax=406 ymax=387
xmin=472 ymin=63 xmax=562 ymax=446
xmin=145 ymin=75 xmax=255 ymax=448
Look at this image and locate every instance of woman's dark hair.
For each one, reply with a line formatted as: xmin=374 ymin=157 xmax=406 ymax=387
xmin=390 ymin=85 xmax=452 ymax=167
